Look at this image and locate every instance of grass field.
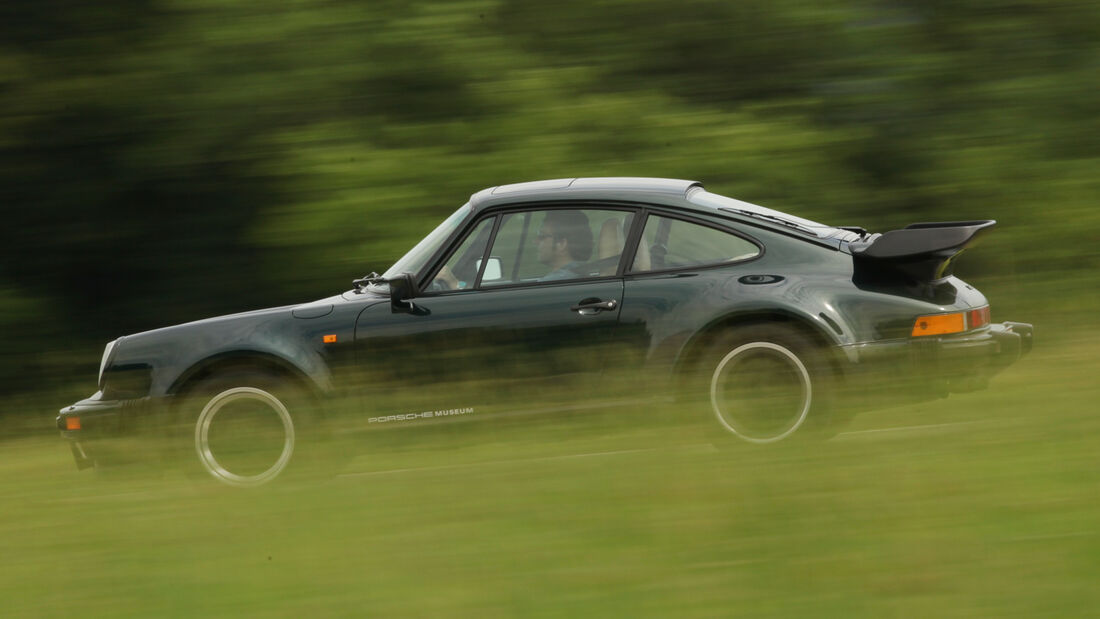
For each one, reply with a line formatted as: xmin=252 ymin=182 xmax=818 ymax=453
xmin=2 ymin=332 xmax=1098 ymax=617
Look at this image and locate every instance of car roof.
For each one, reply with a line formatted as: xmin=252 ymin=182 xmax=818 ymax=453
xmin=467 ymin=177 xmax=849 ymax=244
xmin=469 ymin=177 xmax=704 ymax=212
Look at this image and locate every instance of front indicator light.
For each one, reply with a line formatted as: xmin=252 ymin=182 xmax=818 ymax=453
xmin=66 ymin=417 xmax=81 ymax=431
xmin=911 ymin=312 xmax=966 ymax=336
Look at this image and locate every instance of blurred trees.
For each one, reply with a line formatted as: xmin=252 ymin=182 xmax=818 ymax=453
xmin=1 ymin=0 xmax=1098 ymax=396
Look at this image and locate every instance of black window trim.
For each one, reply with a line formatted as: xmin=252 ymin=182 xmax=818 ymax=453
xmin=417 ymin=200 xmax=645 ymax=296
xmin=409 ymin=206 xmax=481 ymax=294
xmin=471 ymin=213 xmax=503 ymax=289
xmin=413 ymin=213 xmax=499 ymax=295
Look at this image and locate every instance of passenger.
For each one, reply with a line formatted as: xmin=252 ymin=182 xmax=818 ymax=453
xmin=537 ymin=210 xmax=593 ymax=281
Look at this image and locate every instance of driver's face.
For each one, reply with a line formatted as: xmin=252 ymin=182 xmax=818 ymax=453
xmin=536 ymin=225 xmax=556 ymax=265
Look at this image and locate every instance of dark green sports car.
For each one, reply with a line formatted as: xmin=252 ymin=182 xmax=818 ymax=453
xmin=58 ymin=178 xmax=1033 ymax=486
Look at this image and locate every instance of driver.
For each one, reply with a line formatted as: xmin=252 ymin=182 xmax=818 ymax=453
xmin=537 ymin=210 xmax=593 ymax=281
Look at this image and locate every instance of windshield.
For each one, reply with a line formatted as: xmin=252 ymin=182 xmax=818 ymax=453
xmin=379 ymin=203 xmax=473 ymax=284
xmin=690 ymin=190 xmax=833 ymax=237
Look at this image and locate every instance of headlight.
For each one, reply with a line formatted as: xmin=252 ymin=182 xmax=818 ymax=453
xmin=98 ymin=339 xmax=119 ymax=388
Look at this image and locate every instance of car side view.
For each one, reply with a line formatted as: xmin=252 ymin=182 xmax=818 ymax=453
xmin=58 ymin=178 xmax=1033 ymax=486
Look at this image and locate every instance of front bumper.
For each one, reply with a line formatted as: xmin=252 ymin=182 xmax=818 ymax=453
xmin=842 ymin=321 xmax=1034 ymax=402
xmin=57 ymin=392 xmax=150 ymax=470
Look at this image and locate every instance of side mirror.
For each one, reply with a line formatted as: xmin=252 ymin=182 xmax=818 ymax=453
xmin=476 ymin=256 xmax=503 ymax=282
xmin=389 ymin=273 xmax=417 ymax=312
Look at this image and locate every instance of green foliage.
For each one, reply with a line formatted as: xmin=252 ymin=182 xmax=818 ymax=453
xmin=1 ymin=0 xmax=1098 ymax=395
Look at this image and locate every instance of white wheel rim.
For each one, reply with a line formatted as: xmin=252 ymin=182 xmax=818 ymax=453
xmin=709 ymin=342 xmax=812 ymax=443
xmin=195 ymin=387 xmax=295 ymax=487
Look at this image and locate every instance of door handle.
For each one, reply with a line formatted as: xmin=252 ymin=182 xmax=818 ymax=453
xmin=571 ymin=298 xmax=618 ymax=315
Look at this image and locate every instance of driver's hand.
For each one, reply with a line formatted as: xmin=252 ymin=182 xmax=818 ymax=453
xmin=435 ymin=265 xmax=460 ymax=290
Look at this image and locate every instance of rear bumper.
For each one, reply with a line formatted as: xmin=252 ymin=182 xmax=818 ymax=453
xmin=927 ymin=321 xmax=1032 ymax=390
xmin=841 ymin=321 xmax=1033 ymax=403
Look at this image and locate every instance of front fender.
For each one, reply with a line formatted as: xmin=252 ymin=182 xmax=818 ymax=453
xmin=104 ymin=308 xmax=341 ymax=399
xmin=166 ymin=347 xmax=332 ymax=398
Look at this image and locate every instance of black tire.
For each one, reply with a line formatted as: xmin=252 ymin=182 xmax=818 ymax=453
xmin=175 ymin=371 xmax=316 ymax=487
xmin=699 ymin=325 xmax=835 ymax=445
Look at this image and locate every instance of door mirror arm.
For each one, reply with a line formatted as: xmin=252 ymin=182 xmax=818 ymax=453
xmin=388 ymin=273 xmax=418 ymax=313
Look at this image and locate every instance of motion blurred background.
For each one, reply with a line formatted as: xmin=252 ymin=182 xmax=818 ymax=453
xmin=1 ymin=1 xmax=1098 ymax=615
xmin=3 ymin=0 xmax=1098 ymax=407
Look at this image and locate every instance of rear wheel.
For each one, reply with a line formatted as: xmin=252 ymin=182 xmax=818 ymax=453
xmin=701 ymin=325 xmax=834 ymax=444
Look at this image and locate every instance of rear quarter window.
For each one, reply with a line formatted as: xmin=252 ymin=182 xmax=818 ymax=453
xmin=631 ymin=215 xmax=760 ymax=272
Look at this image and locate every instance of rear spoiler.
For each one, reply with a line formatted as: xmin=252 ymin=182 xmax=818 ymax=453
xmin=850 ymin=220 xmax=995 ymax=283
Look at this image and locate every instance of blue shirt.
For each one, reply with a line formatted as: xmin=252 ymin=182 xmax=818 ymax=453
xmin=541 ymin=261 xmax=586 ymax=281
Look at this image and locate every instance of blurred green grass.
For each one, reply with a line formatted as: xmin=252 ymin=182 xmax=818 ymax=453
xmin=3 ymin=333 xmax=1097 ymax=617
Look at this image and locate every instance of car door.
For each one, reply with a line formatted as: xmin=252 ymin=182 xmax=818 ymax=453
xmin=353 ymin=206 xmax=638 ymax=423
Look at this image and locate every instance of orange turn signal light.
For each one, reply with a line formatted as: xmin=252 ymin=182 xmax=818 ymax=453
xmin=322 ymin=334 xmax=337 ymax=344
xmin=911 ymin=312 xmax=966 ymax=337
xmin=66 ymin=417 xmax=81 ymax=430
xmin=911 ymin=305 xmax=991 ymax=337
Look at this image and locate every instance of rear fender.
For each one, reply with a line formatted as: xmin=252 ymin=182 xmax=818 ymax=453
xmin=672 ymin=308 xmax=849 ymax=387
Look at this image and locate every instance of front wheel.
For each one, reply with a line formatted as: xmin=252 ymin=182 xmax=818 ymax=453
xmin=179 ymin=372 xmax=312 ymax=487
xmin=702 ymin=326 xmax=834 ymax=444
xmin=194 ymin=385 xmax=296 ymax=487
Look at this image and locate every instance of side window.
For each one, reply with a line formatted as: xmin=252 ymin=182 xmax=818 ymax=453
xmin=427 ymin=217 xmax=495 ymax=291
xmin=482 ymin=208 xmax=635 ymax=287
xmin=630 ymin=215 xmax=759 ymax=273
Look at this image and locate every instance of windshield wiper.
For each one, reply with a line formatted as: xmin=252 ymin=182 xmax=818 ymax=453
xmin=718 ymin=207 xmax=819 ymax=236
xmin=352 ymin=272 xmax=387 ymax=293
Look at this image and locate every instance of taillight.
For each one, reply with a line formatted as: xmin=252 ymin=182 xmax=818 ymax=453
xmin=968 ymin=306 xmax=991 ymax=328
xmin=911 ymin=306 xmax=990 ymax=336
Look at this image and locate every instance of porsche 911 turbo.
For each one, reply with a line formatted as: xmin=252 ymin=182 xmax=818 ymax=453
xmin=59 ymin=178 xmax=1033 ymax=486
